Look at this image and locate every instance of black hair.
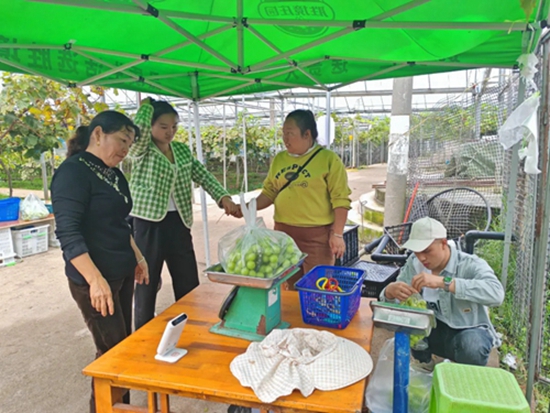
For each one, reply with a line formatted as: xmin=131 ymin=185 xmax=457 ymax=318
xmin=66 ymin=110 xmax=141 ymax=158
xmin=285 ymin=109 xmax=318 ymax=141
xmin=150 ymin=98 xmax=178 ymax=125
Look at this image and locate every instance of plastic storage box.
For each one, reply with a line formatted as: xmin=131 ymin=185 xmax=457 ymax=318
xmin=0 ymin=197 xmax=20 ymax=222
xmin=0 ymin=252 xmax=16 ymax=268
xmin=429 ymin=363 xmax=530 ymax=413
xmin=348 ymin=260 xmax=400 ymax=298
xmin=11 ymin=224 xmax=49 ymax=257
xmin=295 ymin=265 xmax=365 ymax=329
xmin=0 ymin=227 xmax=16 ymax=267
xmin=335 ymin=224 xmax=359 ymax=267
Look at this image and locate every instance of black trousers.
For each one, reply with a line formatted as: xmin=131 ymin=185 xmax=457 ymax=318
xmin=69 ymin=276 xmax=134 ymax=413
xmin=133 ymin=211 xmax=199 ymax=331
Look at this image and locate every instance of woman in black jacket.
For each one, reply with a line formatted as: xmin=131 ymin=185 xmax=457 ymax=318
xmin=51 ymin=110 xmax=149 ymax=413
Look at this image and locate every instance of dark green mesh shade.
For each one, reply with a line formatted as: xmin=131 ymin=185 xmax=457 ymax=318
xmin=0 ymin=0 xmax=546 ymax=98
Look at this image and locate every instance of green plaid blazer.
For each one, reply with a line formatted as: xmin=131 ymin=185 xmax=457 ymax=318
xmin=128 ymin=104 xmax=229 ymax=227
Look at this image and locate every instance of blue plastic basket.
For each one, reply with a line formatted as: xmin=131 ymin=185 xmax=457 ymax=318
xmin=294 ymin=265 xmax=366 ymax=329
xmin=0 ymin=198 xmax=20 ymax=222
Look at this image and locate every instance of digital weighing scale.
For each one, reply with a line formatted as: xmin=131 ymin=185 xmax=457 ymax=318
xmin=204 ymin=254 xmax=306 ymax=341
xmin=371 ymin=301 xmax=436 ymax=413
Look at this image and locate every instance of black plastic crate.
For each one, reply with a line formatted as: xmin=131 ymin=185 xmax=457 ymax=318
xmin=347 ymin=260 xmax=399 ymax=298
xmin=335 ymin=224 xmax=359 ymax=267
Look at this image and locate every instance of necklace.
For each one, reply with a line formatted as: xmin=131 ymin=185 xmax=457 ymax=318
xmin=80 ymin=157 xmax=128 ymax=204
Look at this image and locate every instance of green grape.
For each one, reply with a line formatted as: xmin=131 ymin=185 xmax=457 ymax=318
xmin=409 ymin=334 xmax=423 ymax=348
xmin=402 ymin=295 xmax=428 ymax=310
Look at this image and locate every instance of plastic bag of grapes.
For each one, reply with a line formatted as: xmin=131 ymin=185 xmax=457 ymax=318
xmin=218 ymin=194 xmax=303 ymax=278
xmin=400 ymin=293 xmax=429 ymax=350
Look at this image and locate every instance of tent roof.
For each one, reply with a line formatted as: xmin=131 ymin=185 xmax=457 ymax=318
xmin=0 ymin=0 xmax=547 ymax=99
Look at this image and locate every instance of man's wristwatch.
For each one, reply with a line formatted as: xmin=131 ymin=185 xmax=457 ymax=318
xmin=443 ymin=276 xmax=452 ymax=292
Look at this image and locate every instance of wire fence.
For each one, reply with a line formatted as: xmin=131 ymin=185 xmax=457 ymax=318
xmin=401 ymin=68 xmax=550 ymax=381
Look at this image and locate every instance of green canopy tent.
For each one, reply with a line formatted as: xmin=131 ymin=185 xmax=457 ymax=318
xmin=0 ymin=0 xmax=548 ymax=99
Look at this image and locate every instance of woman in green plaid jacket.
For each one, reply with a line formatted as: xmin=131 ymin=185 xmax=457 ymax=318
xmin=129 ymin=98 xmax=238 ymax=331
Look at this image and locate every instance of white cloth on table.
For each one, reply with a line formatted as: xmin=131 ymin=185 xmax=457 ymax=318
xmin=230 ymin=328 xmax=373 ymax=403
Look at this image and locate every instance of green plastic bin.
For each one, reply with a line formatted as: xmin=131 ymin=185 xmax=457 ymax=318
xmin=429 ymin=363 xmax=530 ymax=413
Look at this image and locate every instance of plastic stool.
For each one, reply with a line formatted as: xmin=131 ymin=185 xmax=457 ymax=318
xmin=429 ymin=363 xmax=530 ymax=413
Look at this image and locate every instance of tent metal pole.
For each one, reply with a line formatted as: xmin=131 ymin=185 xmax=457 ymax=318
xmin=197 ymin=73 xmax=258 ymax=82
xmin=191 ymin=75 xmax=211 ymax=267
xmin=76 ymin=49 xmax=191 ymax=97
xmin=78 ymin=24 xmax=233 ymax=86
xmin=249 ymin=28 xmax=354 ymax=72
xmin=223 ymin=104 xmax=227 ymax=190
xmin=131 ymin=0 xmax=238 ymax=70
xmin=330 ymin=63 xmax=408 ymax=90
xmin=29 ymin=0 xmax=234 ymax=23
xmin=246 ymin=26 xmax=326 ymax=88
xmin=248 ymin=19 xmax=536 ymax=31
xmin=187 ymin=102 xmax=195 ymax=205
xmin=40 ymin=152 xmax=49 ymax=201
xmin=261 ymin=79 xmax=325 ymax=90
xmin=157 ymin=25 xmax=233 ymax=56
xmin=74 ymin=45 xmax=145 ymax=59
xmin=200 ymin=72 xmax=326 ymax=91
xmin=325 ymin=91 xmax=332 ymax=146
xmin=237 ymin=0 xmax=244 ymax=69
xmin=97 ymin=78 xmax=141 ymax=86
xmin=74 ymin=45 xmax=227 ymax=72
xmin=29 ymin=0 xmax=144 ymax=14
xmin=370 ymin=0 xmax=432 ymax=20
xmin=200 ymin=81 xmax=257 ymax=100
xmin=526 ymin=35 xmax=550 ymax=406
xmin=418 ymin=61 xmax=512 ymax=69
xmin=76 ymin=60 xmax=143 ymax=86
xmin=242 ymin=95 xmax=249 ymax=193
xmin=252 ymin=58 xmax=326 ymax=75
xmin=248 ymin=59 xmax=325 ymax=79
xmin=0 ymin=56 xmax=67 ymax=84
xmin=147 ymin=73 xmax=191 ymax=81
xmin=142 ymin=80 xmax=189 ymax=99
xmin=148 ymin=56 xmax=226 ymax=72
xmin=0 ymin=43 xmax=63 ymax=50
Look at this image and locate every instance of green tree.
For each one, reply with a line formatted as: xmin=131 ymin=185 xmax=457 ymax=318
xmin=0 ymin=73 xmax=108 ymax=195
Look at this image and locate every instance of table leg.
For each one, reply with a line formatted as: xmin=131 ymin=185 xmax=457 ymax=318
xmin=159 ymin=393 xmax=170 ymax=413
xmin=94 ymin=379 xmax=116 ymax=413
xmin=147 ymin=392 xmax=169 ymax=413
xmin=147 ymin=392 xmax=158 ymax=413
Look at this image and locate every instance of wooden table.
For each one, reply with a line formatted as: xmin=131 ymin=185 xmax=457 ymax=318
xmin=83 ymin=283 xmax=374 ymax=413
xmin=0 ymin=214 xmax=55 ymax=230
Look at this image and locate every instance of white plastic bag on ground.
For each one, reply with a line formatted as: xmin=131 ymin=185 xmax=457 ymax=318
xmin=218 ymin=194 xmax=302 ymax=278
xmin=20 ymin=194 xmax=49 ymax=221
xmin=366 ymin=338 xmax=432 ymax=413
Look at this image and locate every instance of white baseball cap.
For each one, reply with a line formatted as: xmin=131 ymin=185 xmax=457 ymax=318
xmin=402 ymin=217 xmax=447 ymax=252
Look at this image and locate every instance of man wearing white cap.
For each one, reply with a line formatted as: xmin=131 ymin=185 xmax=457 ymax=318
xmin=380 ymin=217 xmax=504 ymax=367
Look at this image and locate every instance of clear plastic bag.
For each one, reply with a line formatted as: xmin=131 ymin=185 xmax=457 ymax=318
xmin=366 ymin=338 xmax=433 ymax=413
xmin=20 ymin=194 xmax=49 ymax=221
xmin=218 ymin=194 xmax=302 ymax=278
xmin=400 ymin=293 xmax=430 ymax=349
